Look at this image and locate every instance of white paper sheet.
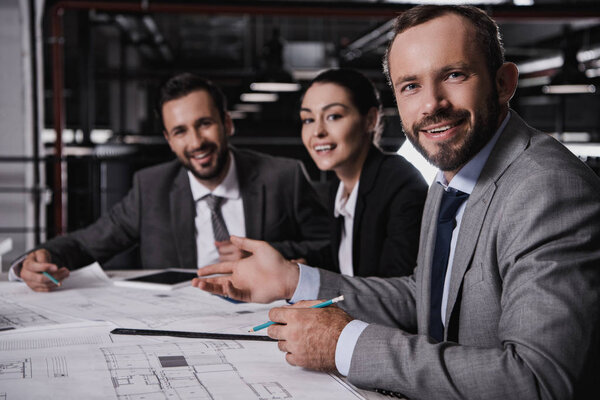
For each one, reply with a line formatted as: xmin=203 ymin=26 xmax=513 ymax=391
xmin=0 ymin=323 xmax=371 ymax=400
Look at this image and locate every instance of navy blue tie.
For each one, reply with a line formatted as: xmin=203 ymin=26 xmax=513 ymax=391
xmin=429 ymin=188 xmax=469 ymax=342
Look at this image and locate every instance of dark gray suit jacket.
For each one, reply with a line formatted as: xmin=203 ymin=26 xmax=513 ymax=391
xmin=318 ymin=112 xmax=600 ymax=399
xmin=39 ymin=147 xmax=329 ymax=270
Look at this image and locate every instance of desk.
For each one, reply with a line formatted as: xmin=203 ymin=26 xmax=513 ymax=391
xmin=0 ymin=265 xmax=391 ymax=400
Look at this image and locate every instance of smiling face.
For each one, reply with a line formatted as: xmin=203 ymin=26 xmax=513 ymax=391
xmin=388 ymin=13 xmax=505 ymax=179
xmin=162 ymin=89 xmax=233 ymax=189
xmin=300 ymin=82 xmax=375 ymax=184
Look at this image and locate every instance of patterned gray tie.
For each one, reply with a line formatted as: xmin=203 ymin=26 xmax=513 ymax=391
xmin=204 ymin=194 xmax=230 ymax=242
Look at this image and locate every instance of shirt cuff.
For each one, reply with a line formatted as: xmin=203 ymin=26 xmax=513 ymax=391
xmin=289 ymin=263 xmax=320 ymax=303
xmin=335 ymin=319 xmax=369 ymax=376
xmin=8 ymin=254 xmax=26 ymax=281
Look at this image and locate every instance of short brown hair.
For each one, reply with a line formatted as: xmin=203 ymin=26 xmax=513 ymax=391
xmin=382 ymin=5 xmax=505 ymax=87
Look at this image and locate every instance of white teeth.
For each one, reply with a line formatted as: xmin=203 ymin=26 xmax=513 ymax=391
xmin=315 ymin=144 xmax=333 ymax=152
xmin=426 ymin=125 xmax=453 ymax=133
xmin=193 ymin=152 xmax=209 ymax=159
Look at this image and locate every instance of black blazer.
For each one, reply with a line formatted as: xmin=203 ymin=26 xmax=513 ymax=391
xmin=323 ymin=145 xmax=428 ymax=277
xmin=37 ymin=147 xmax=330 ymax=270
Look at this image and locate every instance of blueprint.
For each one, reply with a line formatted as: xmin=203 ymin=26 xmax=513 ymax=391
xmin=0 ymin=265 xmax=391 ymax=399
xmin=0 ymin=323 xmax=369 ymax=400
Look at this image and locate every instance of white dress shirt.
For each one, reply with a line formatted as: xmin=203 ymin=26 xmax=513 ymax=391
xmin=187 ymin=152 xmax=246 ymax=268
xmin=333 ymin=181 xmax=360 ymax=276
xmin=290 ymin=112 xmax=512 ymax=376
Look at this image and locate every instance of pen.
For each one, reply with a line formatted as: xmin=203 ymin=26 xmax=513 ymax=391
xmin=249 ymin=295 xmax=344 ymax=332
xmin=42 ymin=271 xmax=61 ymax=286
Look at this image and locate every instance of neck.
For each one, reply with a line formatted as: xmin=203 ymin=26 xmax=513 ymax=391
xmin=336 ymin=145 xmax=370 ymax=195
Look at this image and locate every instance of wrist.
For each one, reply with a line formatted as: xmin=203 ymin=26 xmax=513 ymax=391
xmin=284 ymin=261 xmax=300 ymax=300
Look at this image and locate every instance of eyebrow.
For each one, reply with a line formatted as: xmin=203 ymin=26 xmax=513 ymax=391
xmin=300 ymin=102 xmax=350 ymax=113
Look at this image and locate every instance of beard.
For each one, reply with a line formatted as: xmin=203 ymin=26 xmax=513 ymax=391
xmin=403 ymin=90 xmax=501 ymax=172
xmin=181 ymin=141 xmax=230 ymax=181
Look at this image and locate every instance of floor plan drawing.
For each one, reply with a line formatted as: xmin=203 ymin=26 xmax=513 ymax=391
xmin=101 ymin=340 xmax=362 ymax=400
xmin=0 ymin=359 xmax=32 ymax=380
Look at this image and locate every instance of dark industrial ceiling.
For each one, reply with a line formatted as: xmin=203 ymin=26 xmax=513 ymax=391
xmin=43 ymin=0 xmax=600 ymax=155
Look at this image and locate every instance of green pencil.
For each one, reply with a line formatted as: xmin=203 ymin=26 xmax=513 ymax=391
xmin=249 ymin=295 xmax=344 ymax=332
xmin=42 ymin=271 xmax=61 ymax=286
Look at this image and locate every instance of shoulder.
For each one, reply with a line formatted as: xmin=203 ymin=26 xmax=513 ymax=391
xmin=133 ymin=159 xmax=183 ymax=185
xmin=366 ymin=148 xmax=428 ymax=190
xmin=510 ymin=131 xmax=599 ymax=188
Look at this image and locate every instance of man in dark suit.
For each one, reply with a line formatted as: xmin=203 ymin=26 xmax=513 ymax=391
xmin=14 ymin=73 xmax=329 ymax=291
xmin=194 ymin=5 xmax=600 ymax=399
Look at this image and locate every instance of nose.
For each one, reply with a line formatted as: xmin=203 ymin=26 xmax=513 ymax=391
xmin=313 ymin=117 xmax=327 ymax=138
xmin=421 ymin=83 xmax=450 ymax=116
xmin=190 ymin=128 xmax=205 ymax=148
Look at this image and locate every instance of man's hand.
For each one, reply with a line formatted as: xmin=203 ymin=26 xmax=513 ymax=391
xmin=20 ymin=249 xmax=70 ymax=292
xmin=215 ymin=240 xmax=250 ymax=262
xmin=193 ymin=236 xmax=299 ymax=303
xmin=267 ymin=301 xmax=354 ymax=371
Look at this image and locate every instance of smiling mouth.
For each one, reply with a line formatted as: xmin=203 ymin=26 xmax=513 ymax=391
xmin=423 ymin=120 xmax=463 ymax=134
xmin=314 ymin=144 xmax=336 ymax=152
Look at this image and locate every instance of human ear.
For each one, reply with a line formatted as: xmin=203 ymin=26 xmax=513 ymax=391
xmin=365 ymin=107 xmax=379 ymax=135
xmin=495 ymin=62 xmax=519 ymax=105
xmin=224 ymin=112 xmax=235 ymax=137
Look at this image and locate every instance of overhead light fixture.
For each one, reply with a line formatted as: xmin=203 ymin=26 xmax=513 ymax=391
xmin=228 ymin=111 xmax=247 ymax=120
xmin=240 ymin=93 xmax=278 ymax=103
xmin=542 ymin=25 xmax=596 ymax=95
xmin=250 ymin=82 xmax=301 ymax=92
xmin=542 ymin=85 xmax=596 ymax=94
xmin=234 ymin=104 xmax=262 ymax=113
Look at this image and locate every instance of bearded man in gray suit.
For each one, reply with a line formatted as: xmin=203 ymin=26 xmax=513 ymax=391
xmin=194 ymin=5 xmax=600 ymax=400
xmin=14 ymin=73 xmax=329 ymax=291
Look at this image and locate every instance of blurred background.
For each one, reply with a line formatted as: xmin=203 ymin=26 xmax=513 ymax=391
xmin=1 ymin=0 xmax=600 ymax=269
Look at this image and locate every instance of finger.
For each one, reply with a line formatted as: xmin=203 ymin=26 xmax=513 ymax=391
xmin=268 ymin=307 xmax=291 ymax=324
xmin=22 ymin=260 xmax=58 ymax=274
xmin=223 ymin=281 xmax=250 ymax=302
xmin=285 ymin=352 xmax=297 ymax=366
xmin=288 ymin=300 xmax=322 ymax=308
xmin=229 ymin=236 xmax=265 ymax=254
xmin=193 ymin=280 xmax=226 ymax=296
xmin=267 ymin=324 xmax=286 ymax=340
xmin=32 ymin=249 xmax=52 ymax=263
xmin=197 ymin=262 xmax=235 ymax=276
xmin=277 ymin=340 xmax=288 ymax=353
xmin=214 ymin=240 xmax=231 ymax=248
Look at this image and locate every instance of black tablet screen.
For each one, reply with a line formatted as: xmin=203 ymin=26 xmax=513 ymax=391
xmin=127 ymin=271 xmax=197 ymax=285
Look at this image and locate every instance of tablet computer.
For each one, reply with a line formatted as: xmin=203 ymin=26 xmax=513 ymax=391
xmin=113 ymin=269 xmax=198 ymax=290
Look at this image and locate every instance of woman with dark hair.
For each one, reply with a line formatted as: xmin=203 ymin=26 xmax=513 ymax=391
xmin=300 ymin=68 xmax=428 ymax=277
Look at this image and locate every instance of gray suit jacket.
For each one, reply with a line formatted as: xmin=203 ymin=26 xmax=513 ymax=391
xmin=318 ymin=112 xmax=600 ymax=399
xmin=38 ymin=147 xmax=329 ymax=269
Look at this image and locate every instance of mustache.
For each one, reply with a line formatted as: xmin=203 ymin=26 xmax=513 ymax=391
xmin=413 ymin=109 xmax=470 ymax=133
xmin=185 ymin=142 xmax=217 ymax=158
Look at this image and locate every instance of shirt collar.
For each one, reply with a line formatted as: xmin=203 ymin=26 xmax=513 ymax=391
xmin=334 ymin=180 xmax=360 ymax=219
xmin=436 ymin=111 xmax=511 ymax=194
xmin=187 ymin=151 xmax=241 ymax=201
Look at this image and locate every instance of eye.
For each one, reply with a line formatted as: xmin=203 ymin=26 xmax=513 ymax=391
xmin=172 ymin=128 xmax=185 ymax=136
xmin=301 ymin=117 xmax=314 ymax=125
xmin=401 ymin=83 xmax=419 ymax=93
xmin=326 ymin=113 xmax=342 ymax=121
xmin=447 ymin=71 xmax=467 ymax=80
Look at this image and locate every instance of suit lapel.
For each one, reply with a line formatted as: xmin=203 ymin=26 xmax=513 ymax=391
xmin=444 ymin=112 xmax=532 ymax=329
xmin=353 ymin=146 xmax=383 ymax=276
xmin=418 ymin=182 xmax=443 ymax=331
xmin=170 ymin=167 xmax=196 ymax=268
xmin=234 ymin=148 xmax=264 ymax=239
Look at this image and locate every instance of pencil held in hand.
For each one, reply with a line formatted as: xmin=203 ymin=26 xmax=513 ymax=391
xmin=249 ymin=295 xmax=344 ymax=332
